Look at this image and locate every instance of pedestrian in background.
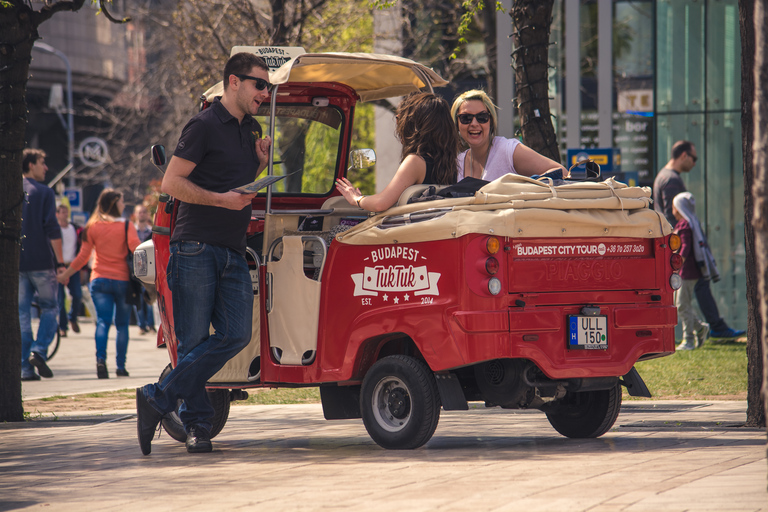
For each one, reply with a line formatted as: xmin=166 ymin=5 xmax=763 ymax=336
xmin=671 ymin=193 xmax=711 ymax=350
xmin=56 ymin=202 xmax=82 ymax=338
xmin=58 ymin=189 xmax=140 ymax=379
xmin=20 ymin=148 xmax=65 ymax=381
xmin=133 ymin=204 xmax=156 ymax=335
xmin=653 ymin=140 xmax=744 ymax=340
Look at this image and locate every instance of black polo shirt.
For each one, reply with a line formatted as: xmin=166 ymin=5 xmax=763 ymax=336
xmin=171 ymin=97 xmax=262 ymax=253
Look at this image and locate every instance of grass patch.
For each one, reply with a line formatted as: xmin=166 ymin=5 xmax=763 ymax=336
xmin=236 ymin=387 xmax=321 ymax=405
xmin=629 ymin=342 xmax=747 ymax=399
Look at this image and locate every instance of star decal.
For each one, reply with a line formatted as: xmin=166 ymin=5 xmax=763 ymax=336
xmin=404 ymin=293 xmax=410 ymax=301
xmin=383 ymin=294 xmax=389 ymax=302
xmin=393 ymin=296 xmax=400 ymax=304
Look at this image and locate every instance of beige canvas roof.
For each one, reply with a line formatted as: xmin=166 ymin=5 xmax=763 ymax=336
xmin=202 ymin=52 xmax=447 ymax=102
xmin=336 ymin=174 xmax=674 ymax=246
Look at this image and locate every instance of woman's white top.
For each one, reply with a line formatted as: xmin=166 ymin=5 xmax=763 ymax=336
xmin=457 ymin=136 xmax=521 ymax=181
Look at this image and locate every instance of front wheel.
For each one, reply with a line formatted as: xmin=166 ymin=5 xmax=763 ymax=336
xmin=360 ymin=355 xmax=440 ymax=450
xmin=544 ymin=383 xmax=622 ymax=438
xmin=157 ymin=364 xmax=231 ymax=442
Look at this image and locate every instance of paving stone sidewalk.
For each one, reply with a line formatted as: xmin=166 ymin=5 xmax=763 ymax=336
xmin=0 ymin=400 xmax=765 ymax=512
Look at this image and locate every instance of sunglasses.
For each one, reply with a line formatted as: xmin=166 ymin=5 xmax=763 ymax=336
xmin=457 ymin=112 xmax=491 ymax=125
xmin=234 ymin=74 xmax=272 ymax=92
xmin=688 ymin=152 xmax=698 ymax=163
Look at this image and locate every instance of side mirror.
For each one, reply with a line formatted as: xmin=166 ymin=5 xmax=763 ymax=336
xmin=151 ymin=144 xmax=167 ymax=167
xmin=348 ymin=148 xmax=376 ymax=170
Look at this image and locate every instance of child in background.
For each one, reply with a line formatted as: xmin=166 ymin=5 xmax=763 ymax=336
xmin=672 ymin=192 xmax=712 ymax=350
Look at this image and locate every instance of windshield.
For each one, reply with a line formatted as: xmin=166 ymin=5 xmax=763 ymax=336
xmin=255 ymin=104 xmax=344 ymax=195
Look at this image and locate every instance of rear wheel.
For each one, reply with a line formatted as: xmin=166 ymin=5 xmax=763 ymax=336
xmin=157 ymin=364 xmax=231 ymax=442
xmin=360 ymin=355 xmax=440 ymax=450
xmin=544 ymin=383 xmax=622 ymax=438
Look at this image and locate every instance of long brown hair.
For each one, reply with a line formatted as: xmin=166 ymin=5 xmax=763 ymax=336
xmin=395 ymin=92 xmax=458 ymax=185
xmin=82 ymin=188 xmax=122 ymax=241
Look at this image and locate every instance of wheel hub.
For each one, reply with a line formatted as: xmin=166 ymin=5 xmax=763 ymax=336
xmin=386 ymin=387 xmax=410 ymax=419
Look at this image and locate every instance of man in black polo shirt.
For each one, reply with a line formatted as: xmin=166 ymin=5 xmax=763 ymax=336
xmin=136 ymin=52 xmax=271 ymax=455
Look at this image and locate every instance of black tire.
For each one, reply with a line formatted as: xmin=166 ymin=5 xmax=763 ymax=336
xmin=30 ymin=301 xmax=60 ymax=361
xmin=545 ymin=383 xmax=622 ymax=438
xmin=360 ymin=355 xmax=441 ymax=450
xmin=46 ymin=329 xmax=60 ymax=361
xmin=157 ymin=364 xmax=231 ymax=442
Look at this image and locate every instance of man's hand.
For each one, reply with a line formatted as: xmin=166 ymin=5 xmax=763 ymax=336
xmin=256 ymin=135 xmax=272 ymax=174
xmin=219 ymin=190 xmax=257 ymax=211
xmin=56 ymin=267 xmax=69 ymax=285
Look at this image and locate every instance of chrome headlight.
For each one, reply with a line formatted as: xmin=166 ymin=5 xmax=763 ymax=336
xmin=133 ymin=240 xmax=156 ymax=285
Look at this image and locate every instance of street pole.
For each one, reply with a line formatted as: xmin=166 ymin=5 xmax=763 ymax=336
xmin=32 ymin=41 xmax=74 ymax=187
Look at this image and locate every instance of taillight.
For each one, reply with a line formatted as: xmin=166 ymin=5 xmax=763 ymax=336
xmin=485 ymin=257 xmax=499 ymax=275
xmin=488 ymin=277 xmax=502 ymax=295
xmin=670 ymin=253 xmax=683 ymax=271
xmin=486 ymin=236 xmax=500 ymax=255
xmin=670 ymin=273 xmax=682 ymax=290
xmin=669 ymin=233 xmax=681 ymax=252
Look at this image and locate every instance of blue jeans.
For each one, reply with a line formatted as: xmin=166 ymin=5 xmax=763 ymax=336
xmin=90 ymin=278 xmax=131 ymax=370
xmin=19 ymin=270 xmax=59 ymax=375
xmin=58 ymin=269 xmax=82 ymax=330
xmin=135 ymin=299 xmax=154 ymax=330
xmin=142 ymin=242 xmax=252 ymax=433
xmin=694 ymin=278 xmax=728 ymax=332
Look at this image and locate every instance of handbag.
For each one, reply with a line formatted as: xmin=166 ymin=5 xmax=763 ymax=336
xmin=124 ymin=220 xmax=144 ymax=307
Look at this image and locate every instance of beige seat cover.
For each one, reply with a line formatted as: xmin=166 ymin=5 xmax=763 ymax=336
xmin=267 ymin=236 xmax=321 ymax=365
xmin=336 ymin=175 xmax=673 ymax=246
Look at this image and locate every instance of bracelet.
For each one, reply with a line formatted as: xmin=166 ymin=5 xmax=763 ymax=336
xmin=56 ymin=263 xmax=66 ymax=269
xmin=356 ymin=196 xmax=364 ymax=207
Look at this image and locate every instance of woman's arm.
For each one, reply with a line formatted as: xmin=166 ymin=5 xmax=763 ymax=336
xmin=512 ymin=143 xmax=565 ymax=177
xmin=336 ymin=154 xmax=427 ymax=212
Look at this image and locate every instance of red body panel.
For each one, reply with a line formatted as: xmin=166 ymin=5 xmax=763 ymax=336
xmin=150 ymin=83 xmax=676 ymax=391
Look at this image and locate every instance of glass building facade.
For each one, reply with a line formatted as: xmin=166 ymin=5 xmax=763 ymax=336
xmin=551 ymin=0 xmax=745 ymax=331
xmin=655 ymin=0 xmax=745 ymax=330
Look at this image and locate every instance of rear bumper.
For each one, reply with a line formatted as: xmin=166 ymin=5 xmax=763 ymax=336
xmin=447 ymin=304 xmax=677 ymax=378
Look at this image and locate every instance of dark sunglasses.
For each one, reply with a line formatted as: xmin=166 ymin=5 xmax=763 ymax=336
xmin=234 ymin=74 xmax=272 ymax=91
xmin=687 ymin=152 xmax=698 ymax=163
xmin=457 ymin=112 xmax=491 ymax=125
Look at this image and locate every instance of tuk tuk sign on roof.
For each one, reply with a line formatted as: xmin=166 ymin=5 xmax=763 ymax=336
xmin=230 ymin=46 xmax=306 ymax=72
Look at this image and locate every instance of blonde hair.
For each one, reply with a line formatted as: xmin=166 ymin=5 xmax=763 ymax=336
xmin=450 ymin=89 xmax=498 ymax=148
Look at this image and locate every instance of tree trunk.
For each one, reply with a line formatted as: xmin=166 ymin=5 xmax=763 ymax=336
xmin=0 ymin=0 xmax=87 ymax=423
xmin=739 ymin=0 xmax=766 ymax=428
xmin=0 ymin=3 xmax=41 ymax=423
xmin=750 ymin=0 xmax=768 ymax=433
xmin=511 ymin=0 xmax=560 ymax=162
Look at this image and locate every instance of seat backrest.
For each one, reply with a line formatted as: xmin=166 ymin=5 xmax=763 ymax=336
xmin=396 ymin=184 xmax=449 ymax=206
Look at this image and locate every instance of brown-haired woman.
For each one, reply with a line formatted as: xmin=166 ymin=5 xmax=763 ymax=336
xmin=58 ymin=189 xmax=141 ymax=378
xmin=335 ymin=91 xmax=459 ymax=212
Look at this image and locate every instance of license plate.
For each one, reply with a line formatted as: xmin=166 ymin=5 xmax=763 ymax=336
xmin=568 ymin=315 xmax=608 ymax=350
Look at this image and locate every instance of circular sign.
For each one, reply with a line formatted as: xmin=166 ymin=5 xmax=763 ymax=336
xmin=78 ymin=137 xmax=109 ymax=168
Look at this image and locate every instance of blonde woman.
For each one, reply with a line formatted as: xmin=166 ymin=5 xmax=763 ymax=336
xmin=451 ymin=89 xmax=563 ymax=181
xmin=58 ymin=189 xmax=140 ymax=378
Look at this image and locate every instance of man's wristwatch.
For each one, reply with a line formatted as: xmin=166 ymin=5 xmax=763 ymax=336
xmin=56 ymin=263 xmax=66 ymax=269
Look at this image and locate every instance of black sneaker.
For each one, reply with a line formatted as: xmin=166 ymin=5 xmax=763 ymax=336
xmin=21 ymin=373 xmax=41 ymax=381
xmin=136 ymin=387 xmax=163 ymax=456
xmin=70 ymin=318 xmax=80 ymax=333
xmin=97 ymin=359 xmax=109 ymax=379
xmin=186 ymin=425 xmax=213 ymax=453
xmin=29 ymin=352 xmax=53 ymax=378
xmin=116 ymin=368 xmax=130 ymax=377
